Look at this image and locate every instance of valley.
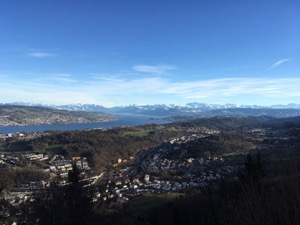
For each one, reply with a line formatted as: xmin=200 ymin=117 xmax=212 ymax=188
xmin=1 ymin=114 xmax=300 ymax=224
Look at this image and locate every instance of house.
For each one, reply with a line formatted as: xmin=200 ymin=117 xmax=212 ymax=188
xmin=75 ymin=158 xmax=90 ymax=170
xmin=144 ymin=174 xmax=150 ymax=183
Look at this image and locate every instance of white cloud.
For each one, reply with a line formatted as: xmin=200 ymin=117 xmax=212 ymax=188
xmin=132 ymin=64 xmax=175 ymax=74
xmin=268 ymin=59 xmax=291 ymax=69
xmin=27 ymin=51 xmax=58 ymax=58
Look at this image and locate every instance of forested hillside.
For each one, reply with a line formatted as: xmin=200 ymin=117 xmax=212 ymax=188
xmin=3 ymin=116 xmax=272 ymax=170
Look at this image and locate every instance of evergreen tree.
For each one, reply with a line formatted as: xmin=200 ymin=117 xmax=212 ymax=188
xmin=27 ymin=164 xmax=96 ymax=225
xmin=242 ymin=152 xmax=265 ymax=190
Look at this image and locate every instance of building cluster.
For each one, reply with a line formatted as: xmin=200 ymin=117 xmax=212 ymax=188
xmin=162 ymin=126 xmax=219 ymax=146
xmin=92 ymin=132 xmax=237 ymax=208
xmin=0 ymin=154 xmax=20 ymax=166
xmin=186 ymin=127 xmax=220 ymax=135
xmin=1 ymin=152 xmax=89 ymax=176
xmin=0 ymin=132 xmax=47 ymax=142
xmin=1 ymin=153 xmax=92 ymax=209
xmin=1 ymin=153 xmax=90 ymax=186
xmin=0 ymin=115 xmax=84 ymax=127
xmin=0 ymin=112 xmax=115 ymax=127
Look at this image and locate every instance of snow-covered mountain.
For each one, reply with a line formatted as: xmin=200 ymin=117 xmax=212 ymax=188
xmin=2 ymin=102 xmax=300 ymax=118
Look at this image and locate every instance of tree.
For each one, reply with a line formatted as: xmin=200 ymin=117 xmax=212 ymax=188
xmin=63 ymin=164 xmax=94 ymax=225
xmin=242 ymin=152 xmax=265 ymax=191
xmin=28 ymin=164 xmax=96 ymax=225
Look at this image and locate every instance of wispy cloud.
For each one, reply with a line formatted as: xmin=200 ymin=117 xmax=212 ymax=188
xmin=132 ymin=64 xmax=175 ymax=74
xmin=166 ymin=78 xmax=300 ymax=102
xmin=268 ymin=58 xmax=291 ymax=69
xmin=89 ymin=73 xmax=124 ymax=82
xmin=1 ymin=73 xmax=300 ymax=106
xmin=27 ymin=51 xmax=58 ymax=58
xmin=49 ymin=74 xmax=78 ymax=83
xmin=95 ymin=77 xmax=124 ymax=82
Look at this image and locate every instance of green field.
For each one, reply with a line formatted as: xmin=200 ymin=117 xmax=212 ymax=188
xmin=123 ymin=129 xmax=151 ymax=137
xmin=165 ymin=127 xmax=178 ymax=132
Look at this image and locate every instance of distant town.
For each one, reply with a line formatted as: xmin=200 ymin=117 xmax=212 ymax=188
xmin=0 ymin=105 xmax=116 ymax=127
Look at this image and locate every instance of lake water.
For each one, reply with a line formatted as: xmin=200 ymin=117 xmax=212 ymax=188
xmin=0 ymin=114 xmax=170 ymax=134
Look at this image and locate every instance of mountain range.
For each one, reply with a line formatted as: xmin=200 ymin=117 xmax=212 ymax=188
xmin=2 ymin=102 xmax=300 ymax=118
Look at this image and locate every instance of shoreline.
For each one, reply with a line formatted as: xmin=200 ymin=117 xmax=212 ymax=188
xmin=0 ymin=114 xmax=170 ymax=134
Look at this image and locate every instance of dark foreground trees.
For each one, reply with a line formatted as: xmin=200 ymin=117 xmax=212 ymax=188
xmin=19 ymin=153 xmax=300 ymax=225
xmin=25 ymin=164 xmax=98 ymax=225
xmin=219 ymin=153 xmax=300 ymax=225
xmin=105 ymin=153 xmax=300 ymax=225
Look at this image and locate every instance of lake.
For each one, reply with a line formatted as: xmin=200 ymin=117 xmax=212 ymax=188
xmin=0 ymin=114 xmax=170 ymax=134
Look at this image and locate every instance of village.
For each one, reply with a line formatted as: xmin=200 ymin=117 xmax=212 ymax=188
xmin=0 ymin=115 xmax=88 ymax=127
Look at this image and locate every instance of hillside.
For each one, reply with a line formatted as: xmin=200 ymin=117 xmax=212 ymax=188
xmin=1 ymin=115 xmax=278 ymax=171
xmin=205 ymin=108 xmax=300 ymax=118
xmin=0 ymin=105 xmax=116 ymax=127
xmin=262 ymin=116 xmax=300 ymax=129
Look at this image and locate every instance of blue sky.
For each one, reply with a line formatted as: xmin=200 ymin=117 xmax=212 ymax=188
xmin=1 ymin=0 xmax=300 ymax=106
